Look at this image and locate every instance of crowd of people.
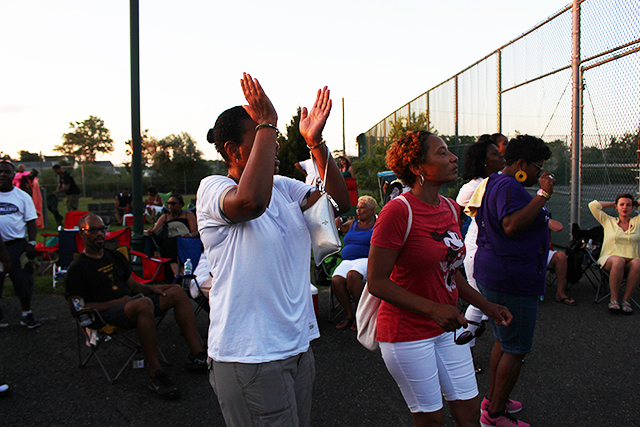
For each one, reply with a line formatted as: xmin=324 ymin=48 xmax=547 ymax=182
xmin=1 ymin=74 xmax=638 ymax=427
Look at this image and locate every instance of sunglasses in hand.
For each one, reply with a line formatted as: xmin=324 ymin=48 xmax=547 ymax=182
xmin=453 ymin=320 xmax=486 ymax=345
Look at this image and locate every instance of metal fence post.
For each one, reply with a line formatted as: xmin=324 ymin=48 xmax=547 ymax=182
xmin=570 ymin=0 xmax=582 ymax=231
xmin=497 ymin=49 xmax=502 ymax=133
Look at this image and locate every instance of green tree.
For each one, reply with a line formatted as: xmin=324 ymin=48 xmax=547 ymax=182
xmin=19 ymin=150 xmax=41 ymax=162
xmin=545 ymin=138 xmax=570 ymax=186
xmin=386 ymin=112 xmax=431 ymax=141
xmin=56 ymin=115 xmax=114 ymax=162
xmin=149 ymin=132 xmax=211 ymax=194
xmin=124 ymin=129 xmax=160 ymax=172
xmin=353 ymin=112 xmax=433 ymax=199
xmin=277 ymin=107 xmax=309 ymax=181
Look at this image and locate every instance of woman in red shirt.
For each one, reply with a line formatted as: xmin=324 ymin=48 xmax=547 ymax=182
xmin=367 ymin=130 xmax=512 ymax=427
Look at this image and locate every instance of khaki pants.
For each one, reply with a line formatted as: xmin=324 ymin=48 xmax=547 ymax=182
xmin=209 ymin=348 xmax=315 ymax=427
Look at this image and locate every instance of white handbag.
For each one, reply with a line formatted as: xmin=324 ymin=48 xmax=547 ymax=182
xmin=303 ymin=146 xmax=342 ymax=266
xmin=356 ymin=195 xmax=412 ymax=351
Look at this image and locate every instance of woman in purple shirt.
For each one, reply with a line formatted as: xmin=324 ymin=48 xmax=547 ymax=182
xmin=332 ymin=195 xmax=377 ymax=330
xmin=473 ymin=135 xmax=554 ymax=427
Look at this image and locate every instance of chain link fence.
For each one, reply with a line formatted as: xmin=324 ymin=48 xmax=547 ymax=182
xmin=362 ymin=0 xmax=639 ymax=246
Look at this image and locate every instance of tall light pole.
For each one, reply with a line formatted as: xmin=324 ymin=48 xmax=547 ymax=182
xmin=130 ymin=0 xmax=143 ymax=251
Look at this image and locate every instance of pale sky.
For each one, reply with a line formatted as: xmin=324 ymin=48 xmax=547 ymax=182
xmin=1 ymin=0 xmax=570 ymax=165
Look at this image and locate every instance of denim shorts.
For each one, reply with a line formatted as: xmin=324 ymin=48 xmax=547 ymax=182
xmin=100 ymin=294 xmax=162 ymax=330
xmin=478 ymin=285 xmax=539 ymax=355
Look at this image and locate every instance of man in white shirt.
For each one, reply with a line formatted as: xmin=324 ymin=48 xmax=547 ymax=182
xmin=0 ymin=161 xmax=40 ymax=328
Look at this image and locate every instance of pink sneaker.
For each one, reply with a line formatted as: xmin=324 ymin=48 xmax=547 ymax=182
xmin=480 ymin=409 xmax=530 ymax=427
xmin=481 ymin=397 xmax=523 ymax=414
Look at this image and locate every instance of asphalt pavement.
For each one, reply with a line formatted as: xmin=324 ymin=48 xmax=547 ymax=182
xmin=1 ymin=276 xmax=639 ymax=427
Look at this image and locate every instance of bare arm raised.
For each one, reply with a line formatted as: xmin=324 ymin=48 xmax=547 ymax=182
xmin=222 ymin=73 xmax=279 ymax=223
xmin=299 ymin=87 xmax=350 ymax=213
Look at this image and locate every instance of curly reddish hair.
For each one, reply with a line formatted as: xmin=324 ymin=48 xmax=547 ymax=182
xmin=385 ymin=130 xmax=433 ymax=186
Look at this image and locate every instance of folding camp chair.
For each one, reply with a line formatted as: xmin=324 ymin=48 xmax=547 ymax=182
xmin=35 ymin=234 xmax=59 ymax=275
xmin=338 ymin=177 xmax=359 ymax=219
xmin=177 ymin=238 xmax=209 ymax=317
xmin=566 ymin=224 xmax=604 ymax=293
xmin=52 ymin=229 xmax=80 ymax=290
xmin=71 ymin=305 xmax=168 ymax=384
xmin=594 ymin=265 xmax=639 ymax=307
xmin=129 ymin=251 xmax=172 ymax=284
xmin=64 ymin=211 xmax=89 ymax=230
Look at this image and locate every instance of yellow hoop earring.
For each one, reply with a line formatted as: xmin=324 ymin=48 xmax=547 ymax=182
xmin=515 ymin=170 xmax=527 ymax=182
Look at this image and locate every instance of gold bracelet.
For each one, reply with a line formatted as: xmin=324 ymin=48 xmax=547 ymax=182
xmin=255 ymin=123 xmax=280 ymax=137
xmin=537 ymin=189 xmax=551 ymax=200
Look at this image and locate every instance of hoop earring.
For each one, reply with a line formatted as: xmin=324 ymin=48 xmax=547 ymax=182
xmin=515 ymin=170 xmax=527 ymax=182
xmin=419 ymin=174 xmax=425 ymax=187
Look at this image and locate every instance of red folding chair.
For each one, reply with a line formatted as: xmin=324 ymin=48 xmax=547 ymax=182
xmin=130 ymin=251 xmax=171 ymax=284
xmin=65 ymin=211 xmax=90 ymax=230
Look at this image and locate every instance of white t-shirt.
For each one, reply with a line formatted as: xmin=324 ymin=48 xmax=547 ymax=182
xmin=299 ymin=159 xmax=319 ymax=186
xmin=197 ymin=174 xmax=320 ymax=363
xmin=0 ymin=187 xmax=38 ymax=241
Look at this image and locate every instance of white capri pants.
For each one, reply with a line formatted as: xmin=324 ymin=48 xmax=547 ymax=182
xmin=332 ymin=258 xmax=368 ymax=282
xmin=380 ymin=332 xmax=478 ymax=413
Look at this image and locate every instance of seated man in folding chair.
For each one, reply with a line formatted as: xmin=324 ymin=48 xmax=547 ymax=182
xmin=65 ymin=213 xmax=207 ymax=399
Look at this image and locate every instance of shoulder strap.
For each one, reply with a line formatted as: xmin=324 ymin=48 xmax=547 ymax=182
xmin=311 ymin=145 xmax=331 ymax=193
xmin=396 ymin=195 xmax=413 ymax=246
xmin=442 ymin=196 xmax=458 ymax=223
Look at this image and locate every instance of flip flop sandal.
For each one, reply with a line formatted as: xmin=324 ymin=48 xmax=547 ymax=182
xmin=608 ymin=301 xmax=621 ymax=314
xmin=622 ymin=301 xmax=634 ymax=315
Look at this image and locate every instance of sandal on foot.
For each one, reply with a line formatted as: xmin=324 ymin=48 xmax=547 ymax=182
xmin=336 ymin=317 xmax=354 ymax=329
xmin=555 ymin=297 xmax=577 ymax=306
xmin=622 ymin=301 xmax=634 ymax=315
xmin=608 ymin=301 xmax=621 ymax=314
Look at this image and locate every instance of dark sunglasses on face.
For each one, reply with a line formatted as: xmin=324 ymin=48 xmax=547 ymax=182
xmin=453 ymin=320 xmax=486 ymax=345
xmin=81 ymin=226 xmax=108 ymax=234
xmin=167 ymin=201 xmax=179 ymax=205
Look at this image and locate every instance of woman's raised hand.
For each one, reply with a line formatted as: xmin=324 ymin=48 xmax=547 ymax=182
xmin=538 ymin=171 xmax=556 ymax=194
xmin=240 ymin=73 xmax=277 ymax=126
xmin=300 ymin=86 xmax=332 ymax=146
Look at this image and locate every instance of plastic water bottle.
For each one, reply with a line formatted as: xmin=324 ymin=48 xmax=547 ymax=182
xmin=73 ymin=297 xmax=92 ymax=327
xmin=184 ymin=258 xmax=192 ymax=276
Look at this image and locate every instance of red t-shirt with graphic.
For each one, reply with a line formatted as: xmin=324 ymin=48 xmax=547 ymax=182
xmin=371 ymin=192 xmax=464 ymax=342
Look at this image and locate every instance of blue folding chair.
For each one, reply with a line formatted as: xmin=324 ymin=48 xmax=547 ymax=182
xmin=176 ymin=237 xmax=209 ymax=317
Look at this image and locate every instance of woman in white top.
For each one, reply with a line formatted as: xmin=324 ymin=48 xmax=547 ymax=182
xmin=456 ymin=137 xmax=504 ymax=372
xmin=197 ymin=74 xmax=350 ymax=427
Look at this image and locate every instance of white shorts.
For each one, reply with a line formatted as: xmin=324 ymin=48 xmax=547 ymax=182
xmin=379 ymin=332 xmax=478 ymax=413
xmin=332 ymin=258 xmax=368 ymax=282
xmin=548 ymin=249 xmax=557 ymax=264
